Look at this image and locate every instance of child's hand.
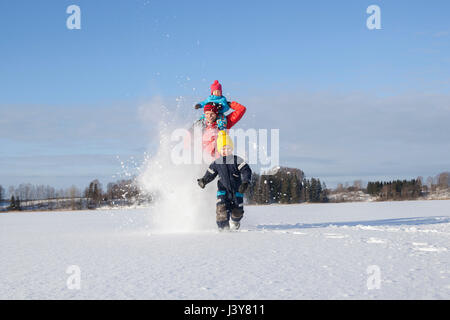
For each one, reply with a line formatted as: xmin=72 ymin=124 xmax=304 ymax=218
xmin=238 ymin=182 xmax=249 ymax=194
xmin=194 ymin=104 xmax=202 ymax=110
xmin=197 ymin=178 xmax=206 ymax=189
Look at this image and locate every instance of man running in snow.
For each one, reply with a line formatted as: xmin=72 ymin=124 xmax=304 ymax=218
xmin=197 ymin=131 xmax=252 ymax=231
xmin=187 ymin=100 xmax=246 ymax=159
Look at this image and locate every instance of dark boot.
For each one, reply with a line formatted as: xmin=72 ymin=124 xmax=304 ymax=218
xmin=230 ymin=208 xmax=243 ymax=230
xmin=217 ymin=220 xmax=230 ymax=231
xmin=216 ymin=203 xmax=230 ymax=231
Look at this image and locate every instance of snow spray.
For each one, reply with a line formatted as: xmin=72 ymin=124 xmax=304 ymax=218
xmin=137 ymin=97 xmax=216 ymax=233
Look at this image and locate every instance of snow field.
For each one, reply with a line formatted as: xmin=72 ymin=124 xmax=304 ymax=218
xmin=1 ymin=200 xmax=449 ymax=299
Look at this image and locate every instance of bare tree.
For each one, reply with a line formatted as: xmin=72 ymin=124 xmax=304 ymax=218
xmin=8 ymin=186 xmax=15 ymax=198
xmin=425 ymin=176 xmax=434 ymax=191
xmin=68 ymin=185 xmax=80 ymax=210
xmin=353 ymin=180 xmax=362 ymax=191
xmin=437 ymin=172 xmax=449 ymax=188
xmin=416 ymin=176 xmax=423 ymax=186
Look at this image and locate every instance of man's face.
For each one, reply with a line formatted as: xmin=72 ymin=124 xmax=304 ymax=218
xmin=204 ymin=111 xmax=217 ymax=123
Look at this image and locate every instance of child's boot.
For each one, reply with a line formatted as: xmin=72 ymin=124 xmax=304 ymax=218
xmin=216 ymin=203 xmax=230 ymax=231
xmin=230 ymin=208 xmax=243 ymax=230
xmin=229 ymin=220 xmax=240 ymax=230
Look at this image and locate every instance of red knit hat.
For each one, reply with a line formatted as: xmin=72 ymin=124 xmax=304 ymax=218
xmin=210 ymin=80 xmax=222 ymax=94
xmin=204 ymin=103 xmax=218 ymax=114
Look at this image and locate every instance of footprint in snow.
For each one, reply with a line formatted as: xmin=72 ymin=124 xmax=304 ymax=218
xmin=324 ymin=233 xmax=348 ymax=239
xmin=412 ymin=242 xmax=447 ymax=253
xmin=366 ymin=237 xmax=387 ymax=244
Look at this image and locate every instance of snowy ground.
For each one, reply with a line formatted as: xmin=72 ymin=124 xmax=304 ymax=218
xmin=1 ymin=200 xmax=450 ymax=299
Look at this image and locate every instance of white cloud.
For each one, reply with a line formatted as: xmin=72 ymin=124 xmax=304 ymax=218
xmin=1 ymin=91 xmax=449 ymax=188
xmin=237 ymin=90 xmax=450 ymax=185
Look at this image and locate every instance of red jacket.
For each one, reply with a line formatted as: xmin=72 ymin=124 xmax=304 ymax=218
xmin=225 ymin=101 xmax=246 ymax=129
xmin=186 ymin=101 xmax=247 ymax=160
xmin=202 ymin=102 xmax=246 ymax=158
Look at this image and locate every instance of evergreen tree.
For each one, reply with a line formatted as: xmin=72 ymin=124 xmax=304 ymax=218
xmin=302 ymin=179 xmax=310 ymax=202
xmin=246 ymin=173 xmax=259 ymax=204
xmin=253 ymin=176 xmax=263 ymax=204
xmin=86 ymin=179 xmax=103 ymax=208
xmin=320 ymin=182 xmax=329 ymax=203
xmin=280 ymin=176 xmax=290 ymax=204
xmin=261 ymin=176 xmax=271 ymax=204
xmin=269 ymin=174 xmax=281 ymax=203
xmin=8 ymin=195 xmax=21 ymax=211
xmin=8 ymin=195 xmax=16 ymax=210
xmin=310 ymin=178 xmax=317 ymax=202
xmin=289 ymin=176 xmax=300 ymax=203
xmin=15 ymin=197 xmax=21 ymax=210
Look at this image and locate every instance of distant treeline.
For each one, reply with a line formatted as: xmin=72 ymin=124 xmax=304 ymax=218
xmin=0 ymin=166 xmax=329 ymax=212
xmin=0 ymin=179 xmax=148 ymax=212
xmin=367 ymin=180 xmax=422 ymax=200
xmin=246 ymin=167 xmax=328 ymax=204
xmin=332 ymin=171 xmax=450 ymax=202
xmin=2 ymin=170 xmax=449 ymax=211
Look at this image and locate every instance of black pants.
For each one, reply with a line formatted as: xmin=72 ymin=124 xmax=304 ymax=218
xmin=216 ymin=189 xmax=244 ymax=228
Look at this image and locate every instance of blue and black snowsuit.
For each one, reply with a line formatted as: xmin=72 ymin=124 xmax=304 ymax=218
xmin=201 ymin=155 xmax=252 ymax=229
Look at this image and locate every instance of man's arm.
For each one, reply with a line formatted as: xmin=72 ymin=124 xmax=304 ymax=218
xmin=226 ymin=101 xmax=246 ymax=129
xmin=184 ymin=119 xmax=204 ymax=150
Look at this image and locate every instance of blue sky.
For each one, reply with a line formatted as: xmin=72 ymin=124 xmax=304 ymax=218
xmin=1 ymin=0 xmax=450 ymax=190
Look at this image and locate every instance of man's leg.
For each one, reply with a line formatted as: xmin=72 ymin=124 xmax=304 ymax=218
xmin=216 ymin=190 xmax=230 ymax=230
